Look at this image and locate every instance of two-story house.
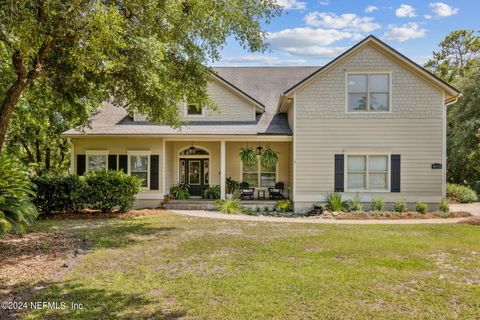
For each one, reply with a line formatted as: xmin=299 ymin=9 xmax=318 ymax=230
xmin=63 ymin=36 xmax=460 ymax=212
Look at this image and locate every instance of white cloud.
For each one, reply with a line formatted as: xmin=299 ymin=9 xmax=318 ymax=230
xmin=395 ymin=4 xmax=417 ymax=17
xmin=364 ymin=5 xmax=378 ymax=13
xmin=278 ymin=46 xmax=347 ymax=57
xmin=424 ymin=14 xmax=433 ymax=19
xmin=267 ymin=28 xmax=360 ymax=48
xmin=383 ymin=23 xmax=427 ymax=42
xmin=220 ymin=55 xmax=307 ymax=66
xmin=319 ymin=1 xmax=329 ymax=5
xmin=304 ymin=12 xmax=381 ymax=33
xmin=429 ymin=2 xmax=458 ymax=17
xmin=276 ymin=0 xmax=307 ymax=10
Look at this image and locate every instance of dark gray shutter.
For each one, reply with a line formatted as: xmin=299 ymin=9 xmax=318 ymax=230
xmin=108 ymin=155 xmax=117 ymax=170
xmin=76 ymin=155 xmax=86 ymax=175
xmin=150 ymin=155 xmax=159 ymax=190
xmin=118 ymin=155 xmax=128 ymax=173
xmin=334 ymin=154 xmax=344 ymax=192
xmin=391 ymin=154 xmax=401 ymax=192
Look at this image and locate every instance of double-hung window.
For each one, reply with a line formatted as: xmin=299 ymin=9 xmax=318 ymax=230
xmin=128 ymin=151 xmax=150 ymax=188
xmin=86 ymin=151 xmax=108 ymax=172
xmin=242 ymin=161 xmax=277 ymax=188
xmin=347 ymin=155 xmax=389 ymax=191
xmin=347 ymin=73 xmax=390 ymax=112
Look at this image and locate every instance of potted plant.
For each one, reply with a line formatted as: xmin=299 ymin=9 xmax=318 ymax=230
xmin=169 ymin=184 xmax=190 ymax=200
xmin=260 ymin=147 xmax=279 ymax=168
xmin=226 ymin=177 xmax=239 ymax=199
xmin=239 ymin=147 xmax=257 ymax=167
xmin=203 ymin=185 xmax=221 ymax=199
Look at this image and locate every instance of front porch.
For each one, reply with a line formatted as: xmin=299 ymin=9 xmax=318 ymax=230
xmin=163 ymin=138 xmax=292 ymax=201
xmin=164 ymin=199 xmax=278 ymax=211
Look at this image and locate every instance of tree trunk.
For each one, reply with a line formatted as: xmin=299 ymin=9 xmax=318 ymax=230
xmin=0 ymin=80 xmax=28 ymax=152
xmin=45 ymin=147 xmax=51 ymax=170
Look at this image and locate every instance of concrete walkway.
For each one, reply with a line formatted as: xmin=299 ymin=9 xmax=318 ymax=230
xmin=450 ymin=203 xmax=480 ymax=217
xmin=171 ymin=210 xmax=468 ymax=225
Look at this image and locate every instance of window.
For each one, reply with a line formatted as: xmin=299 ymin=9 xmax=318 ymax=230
xmin=347 ymin=73 xmax=390 ymax=112
xmin=347 ymin=155 xmax=389 ymax=191
xmin=86 ymin=151 xmax=108 ymax=172
xmin=242 ymin=161 xmax=277 ymax=188
xmin=186 ymin=103 xmax=204 ymax=116
xmin=128 ymin=152 xmax=150 ymax=188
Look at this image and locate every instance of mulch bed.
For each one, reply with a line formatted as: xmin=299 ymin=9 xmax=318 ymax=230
xmin=457 ymin=217 xmax=480 ymax=225
xmin=39 ymin=208 xmax=168 ymax=220
xmin=334 ymin=211 xmax=472 ymax=220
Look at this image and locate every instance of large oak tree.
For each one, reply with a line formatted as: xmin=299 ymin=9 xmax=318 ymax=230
xmin=0 ymin=0 xmax=280 ymax=151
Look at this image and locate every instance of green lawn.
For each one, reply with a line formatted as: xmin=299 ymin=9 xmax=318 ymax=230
xmin=14 ymin=212 xmax=480 ymax=319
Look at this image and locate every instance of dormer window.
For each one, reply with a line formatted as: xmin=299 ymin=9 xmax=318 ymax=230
xmin=185 ymin=103 xmax=204 ymax=117
xmin=347 ymin=73 xmax=391 ymax=112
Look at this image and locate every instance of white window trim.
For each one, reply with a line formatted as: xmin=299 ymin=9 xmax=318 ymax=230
xmin=344 ymin=152 xmax=391 ymax=192
xmin=239 ymin=157 xmax=278 ymax=189
xmin=127 ymin=151 xmax=151 ymax=190
xmin=345 ymin=71 xmax=392 ymax=114
xmin=85 ymin=150 xmax=109 ymax=172
xmin=184 ymin=102 xmax=205 ymax=118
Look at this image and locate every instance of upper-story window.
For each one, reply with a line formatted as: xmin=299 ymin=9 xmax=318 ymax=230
xmin=347 ymin=73 xmax=390 ymax=112
xmin=185 ymin=103 xmax=204 ymax=117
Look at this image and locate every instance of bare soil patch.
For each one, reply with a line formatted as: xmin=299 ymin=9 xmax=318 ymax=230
xmin=39 ymin=208 xmax=168 ymax=220
xmin=458 ymin=217 xmax=480 ymax=225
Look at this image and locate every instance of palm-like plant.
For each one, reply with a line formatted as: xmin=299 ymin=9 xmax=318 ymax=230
xmin=0 ymin=155 xmax=38 ymax=234
xmin=326 ymin=192 xmax=349 ymax=212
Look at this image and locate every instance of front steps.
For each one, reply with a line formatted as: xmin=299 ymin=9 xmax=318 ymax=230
xmin=164 ymin=199 xmax=277 ymax=211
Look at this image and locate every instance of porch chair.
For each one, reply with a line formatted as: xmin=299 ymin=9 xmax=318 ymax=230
xmin=268 ymin=182 xmax=285 ymax=200
xmin=239 ymin=182 xmax=255 ymax=200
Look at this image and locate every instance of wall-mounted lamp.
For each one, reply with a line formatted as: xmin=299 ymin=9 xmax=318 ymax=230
xmin=256 ymin=146 xmax=263 ymax=155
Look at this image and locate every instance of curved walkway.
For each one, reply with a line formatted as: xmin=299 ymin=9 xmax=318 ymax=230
xmin=171 ymin=210 xmax=469 ymax=225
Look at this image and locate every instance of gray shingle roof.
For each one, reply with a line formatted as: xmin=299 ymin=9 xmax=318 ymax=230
xmin=63 ymin=66 xmax=319 ymax=136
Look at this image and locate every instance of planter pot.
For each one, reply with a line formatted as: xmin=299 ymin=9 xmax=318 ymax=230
xmin=226 ymin=193 xmax=233 ymax=199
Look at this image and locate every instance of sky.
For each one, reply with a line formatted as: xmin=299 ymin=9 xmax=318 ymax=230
xmin=212 ymin=0 xmax=479 ymax=67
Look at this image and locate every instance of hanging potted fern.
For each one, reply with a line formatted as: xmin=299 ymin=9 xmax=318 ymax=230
xmin=260 ymin=147 xmax=279 ymax=168
xmin=239 ymin=147 xmax=257 ymax=167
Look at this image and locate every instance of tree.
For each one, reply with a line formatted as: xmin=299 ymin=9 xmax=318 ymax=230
xmin=0 ymin=0 xmax=280 ymax=151
xmin=5 ymin=79 xmax=95 ymax=172
xmin=425 ymin=30 xmax=480 ymax=83
xmin=446 ymin=61 xmax=480 ymax=185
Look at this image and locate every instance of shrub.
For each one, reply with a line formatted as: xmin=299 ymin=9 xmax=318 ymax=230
xmin=415 ymin=201 xmax=428 ymax=214
xmin=83 ymin=170 xmax=141 ymax=212
xmin=370 ymin=197 xmax=384 ymax=212
xmin=169 ymin=184 xmax=190 ymax=200
xmin=446 ymin=183 xmax=478 ymax=203
xmin=437 ymin=198 xmax=449 ymax=214
xmin=32 ymin=174 xmax=84 ymax=214
xmin=326 ymin=192 xmax=349 ymax=212
xmin=203 ymin=185 xmax=220 ymax=199
xmin=242 ymin=207 xmax=254 ymax=215
xmin=216 ymin=199 xmax=242 ymax=214
xmin=0 ymin=155 xmax=38 ymax=235
xmin=393 ymin=198 xmax=407 ymax=213
xmin=350 ymin=194 xmax=363 ymax=212
xmin=275 ymin=199 xmax=293 ymax=212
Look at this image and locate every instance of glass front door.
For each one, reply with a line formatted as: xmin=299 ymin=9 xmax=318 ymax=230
xmin=179 ymin=158 xmax=208 ymax=196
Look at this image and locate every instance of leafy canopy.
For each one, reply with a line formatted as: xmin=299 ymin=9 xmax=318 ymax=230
xmin=0 ymin=0 xmax=280 ymax=149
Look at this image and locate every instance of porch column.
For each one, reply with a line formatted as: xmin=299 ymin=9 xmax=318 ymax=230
xmin=220 ymin=140 xmax=226 ymax=200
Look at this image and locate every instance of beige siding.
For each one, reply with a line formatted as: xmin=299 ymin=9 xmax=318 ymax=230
xmin=294 ymin=44 xmax=444 ymax=206
xmin=180 ymin=81 xmax=256 ymax=122
xmin=287 ymin=103 xmax=294 ymax=130
xmin=73 ymin=137 xmax=164 ymax=199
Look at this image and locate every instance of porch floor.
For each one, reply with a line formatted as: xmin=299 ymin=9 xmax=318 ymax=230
xmin=164 ymin=199 xmax=277 ymax=211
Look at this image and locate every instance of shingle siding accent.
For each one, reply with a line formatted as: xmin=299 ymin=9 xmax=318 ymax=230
xmin=294 ymin=44 xmax=443 ymax=200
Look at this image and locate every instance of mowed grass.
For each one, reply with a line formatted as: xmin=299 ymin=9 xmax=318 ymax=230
xmin=23 ymin=211 xmax=480 ymax=319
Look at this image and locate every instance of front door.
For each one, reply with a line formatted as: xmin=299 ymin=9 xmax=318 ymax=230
xmin=180 ymin=158 xmax=209 ymax=197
